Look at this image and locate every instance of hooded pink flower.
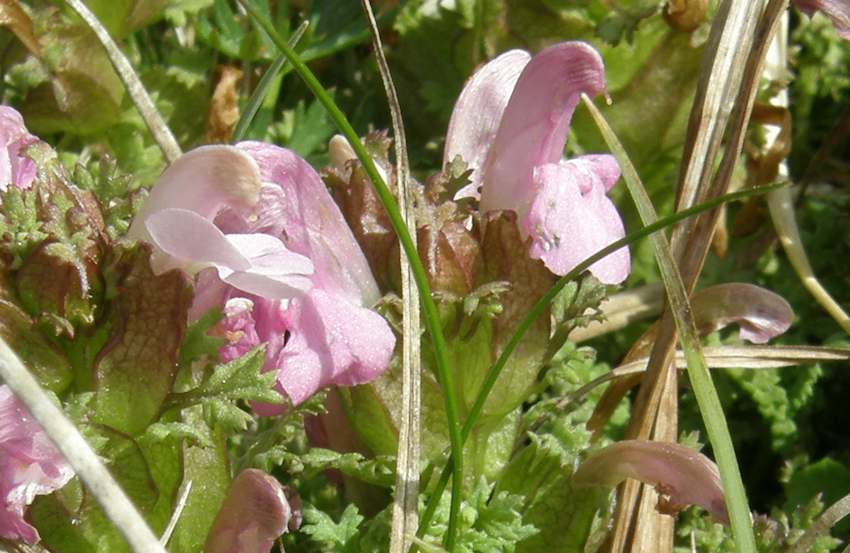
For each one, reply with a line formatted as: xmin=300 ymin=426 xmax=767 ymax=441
xmin=444 ymin=42 xmax=630 ymax=285
xmin=796 ymin=0 xmax=850 ymax=39
xmin=204 ymin=469 xmax=296 ymax=553
xmin=0 ymin=385 xmax=74 ymax=543
xmin=0 ymin=106 xmax=41 ymax=192
xmin=130 ymin=143 xmax=395 ymax=408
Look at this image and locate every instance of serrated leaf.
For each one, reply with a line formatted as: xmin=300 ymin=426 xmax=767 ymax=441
xmin=145 ymin=421 xmax=213 ymax=448
xmin=256 ymin=447 xmax=395 ymax=487
xmin=302 ymin=504 xmax=364 ymax=551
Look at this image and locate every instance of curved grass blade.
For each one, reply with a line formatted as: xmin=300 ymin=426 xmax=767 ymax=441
xmin=416 ymin=182 xmax=781 ymax=538
xmin=232 ymin=20 xmax=309 ymax=143
xmin=234 ymin=1 xmax=466 ymax=543
xmin=581 ymin=93 xmax=757 ymax=553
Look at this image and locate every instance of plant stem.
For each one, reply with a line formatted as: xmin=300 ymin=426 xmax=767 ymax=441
xmin=234 ymin=0 xmax=466 ymax=546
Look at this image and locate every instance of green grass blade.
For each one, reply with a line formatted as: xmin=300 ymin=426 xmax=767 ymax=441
xmin=581 ymin=94 xmax=757 ymax=553
xmin=232 ymin=20 xmax=309 ymax=143
xmin=234 ymin=0 xmax=466 ymax=545
xmin=417 ymin=181 xmax=780 ymax=538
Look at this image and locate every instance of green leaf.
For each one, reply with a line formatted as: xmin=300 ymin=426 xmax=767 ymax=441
xmin=145 ymin=421 xmax=213 ymax=448
xmin=278 ymin=96 xmax=337 ymax=161
xmin=422 ymin=478 xmax=538 ymax=553
xmin=171 ymin=347 xmax=282 ymax=432
xmin=0 ymin=299 xmax=72 ymax=393
xmin=168 ymin=407 xmax=231 ymax=553
xmin=302 ymin=504 xmax=364 ymax=552
xmin=256 ymin=447 xmax=395 ymax=488
xmin=785 ymin=458 xmax=850 ymax=534
xmin=497 ymin=433 xmax=604 ymax=553
xmin=92 ymin=244 xmax=193 ymax=435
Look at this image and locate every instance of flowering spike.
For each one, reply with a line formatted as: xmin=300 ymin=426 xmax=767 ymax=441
xmin=132 ymin=143 xmax=395 ymax=408
xmin=444 ymin=42 xmax=631 ymax=284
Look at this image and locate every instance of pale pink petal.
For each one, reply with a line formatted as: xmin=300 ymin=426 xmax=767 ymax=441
xmin=236 ymin=142 xmax=381 ymax=305
xmin=204 ymin=469 xmax=292 ymax=553
xmin=480 ymin=42 xmax=608 ymax=213
xmin=796 ymin=0 xmax=850 ymax=39
xmin=267 ymin=288 xmax=396 ymax=407
xmin=573 ymin=439 xmax=728 ymax=524
xmin=127 ymin=145 xmax=261 ymax=242
xmin=0 ymin=106 xmax=40 ymax=192
xmin=145 ymin=209 xmax=313 ymax=300
xmin=225 ymin=234 xmax=315 ymax=277
xmin=444 ymin=50 xmax=532 ymax=201
xmin=525 ymin=159 xmax=629 ymax=284
xmin=692 ymin=283 xmax=794 ymax=344
xmin=145 ymin=208 xmax=251 ymax=271
xmin=0 ymin=385 xmax=74 ymax=543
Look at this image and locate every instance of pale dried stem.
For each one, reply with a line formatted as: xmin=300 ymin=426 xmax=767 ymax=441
xmin=359 ymin=2 xmax=421 ymax=551
xmin=0 ymin=338 xmax=167 ymax=553
xmin=788 ymin=492 xmax=850 ymax=553
xmin=608 ymin=1 xmax=782 ymax=550
xmin=64 ymin=0 xmax=182 ymax=163
xmin=761 ymin=5 xmax=849 ymax=332
xmin=768 ymin=190 xmax=850 ymax=334
xmin=160 ymin=479 xmax=192 ymax=546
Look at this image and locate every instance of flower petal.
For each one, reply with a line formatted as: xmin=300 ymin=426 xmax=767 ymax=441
xmin=480 ymin=42 xmax=608 ymax=214
xmin=268 ymin=288 xmax=396 ymax=407
xmin=0 ymin=106 xmax=39 ymax=192
xmin=145 ymin=208 xmax=251 ymax=271
xmin=796 ymin=0 xmax=850 ymax=39
xmin=573 ymin=439 xmax=728 ymax=524
xmin=0 ymin=385 xmax=74 ymax=543
xmin=128 ymin=145 xmax=261 ymax=242
xmin=692 ymin=283 xmax=794 ymax=344
xmin=204 ymin=469 xmax=293 ymax=553
xmin=444 ymin=49 xmax=532 ymax=201
xmin=236 ymin=142 xmax=382 ymax=306
xmin=524 ymin=159 xmax=629 ymax=284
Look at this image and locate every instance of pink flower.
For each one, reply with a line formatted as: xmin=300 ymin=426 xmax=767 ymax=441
xmin=573 ymin=439 xmax=728 ymax=524
xmin=204 ymin=469 xmax=297 ymax=553
xmin=0 ymin=106 xmax=41 ymax=192
xmin=128 ymin=145 xmax=314 ymax=301
xmin=796 ymin=0 xmax=850 ymax=39
xmin=0 ymin=385 xmax=74 ymax=543
xmin=444 ymin=42 xmax=630 ymax=285
xmin=130 ymin=144 xmax=395 ymax=408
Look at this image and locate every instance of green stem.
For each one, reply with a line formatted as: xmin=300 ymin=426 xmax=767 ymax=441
xmin=417 ymin=182 xmax=781 ymax=537
xmin=235 ymin=0 xmax=466 ymax=545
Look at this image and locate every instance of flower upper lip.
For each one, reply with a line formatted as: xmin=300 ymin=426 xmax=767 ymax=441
xmin=127 ymin=145 xmax=314 ymax=302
